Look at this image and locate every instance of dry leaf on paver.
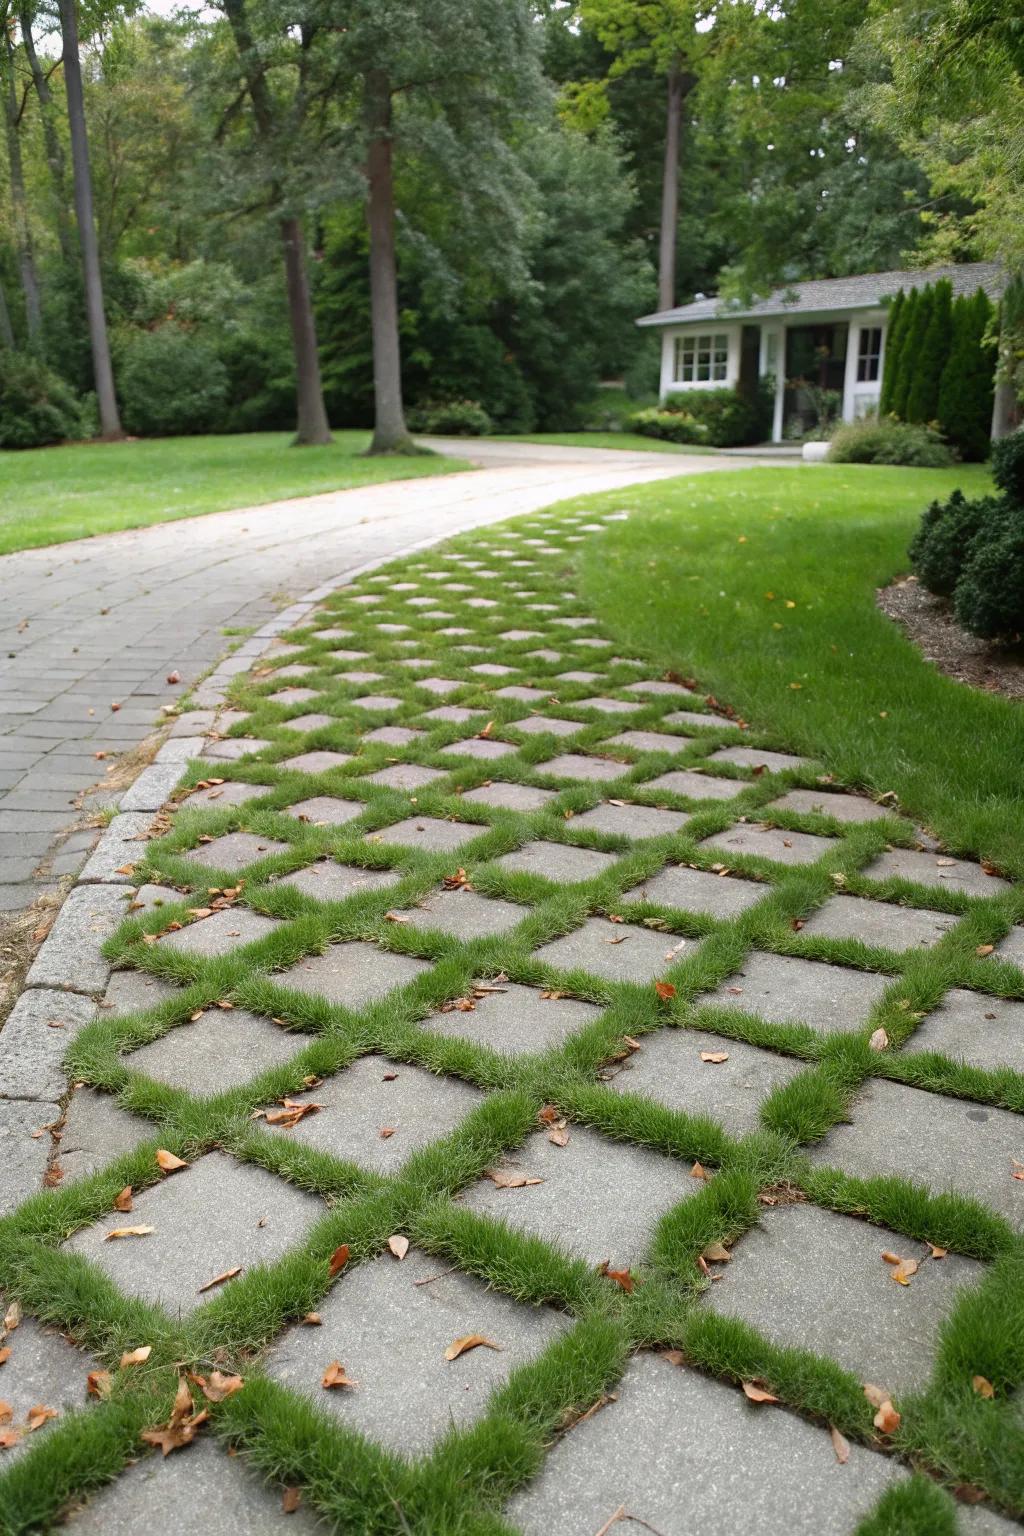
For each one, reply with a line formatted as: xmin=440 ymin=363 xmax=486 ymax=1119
xmin=86 ymin=1371 xmax=112 ymax=1400
xmin=322 ymin=1361 xmax=358 ymax=1389
xmin=485 ymin=1168 xmax=543 ymax=1189
xmin=892 ymin=1259 xmax=918 ymax=1286
xmin=690 ymin=1162 xmax=709 ymax=1181
xmin=3 ymin=1303 xmax=20 ymax=1333
xmin=387 ymin=1235 xmax=410 ymax=1261
xmin=196 ymin=1371 xmax=244 ymax=1402
xmin=114 ymin=1187 xmax=133 ymax=1213
xmin=379 ymin=1127 xmax=396 ymax=1139
xmin=444 ymin=1334 xmax=502 ymax=1361
xmin=155 ymin=1149 xmax=188 ymax=1173
xmin=547 ymin=1124 xmax=570 ymax=1147
xmin=976 ymin=944 xmax=995 ymax=957
xmin=196 ymin=1267 xmax=242 ymax=1295
xmin=972 ymin=1375 xmax=995 ymax=1399
xmin=26 ymin=1405 xmax=59 ymax=1432
xmin=702 ymin=1242 xmax=732 ymax=1264
xmin=120 ymin=1346 xmax=152 ymax=1368
xmin=700 ymin=1051 xmax=729 ymax=1064
xmin=302 ymin=1313 xmax=322 ymax=1327
xmin=0 ymin=1401 xmax=10 ymax=1424
xmin=264 ymin=1099 xmax=323 ymax=1128
xmin=282 ymin=1488 xmax=303 ymax=1514
xmin=741 ymin=1380 xmax=779 ymax=1404
xmin=868 ymin=1028 xmax=889 ymax=1052
xmin=141 ymin=1377 xmax=208 ymax=1456
xmin=384 ymin=910 xmax=411 ymax=924
xmin=863 ymin=1385 xmax=900 ymax=1434
xmin=105 ymin=1226 xmax=154 ymax=1241
xmin=661 ymin=1349 xmax=685 ymax=1367
xmin=830 ymin=1426 xmax=851 ymax=1464
xmin=477 ymin=721 xmax=495 ymax=739
xmin=654 ymin=981 xmax=676 ymax=1000
xmin=1011 ymin=1159 xmax=1024 ymax=1182
xmin=927 ymin=1244 xmax=948 ymax=1260
xmin=442 ymin=868 xmax=472 ymax=890
xmin=328 ymin=1244 xmax=350 ymax=1277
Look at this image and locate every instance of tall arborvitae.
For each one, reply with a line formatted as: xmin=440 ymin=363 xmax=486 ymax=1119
xmin=906 ymin=278 xmax=952 ymax=423
xmin=879 ymin=288 xmax=905 ymax=416
xmin=938 ymin=288 xmax=995 ymax=460
xmin=889 ymin=286 xmax=921 ymax=420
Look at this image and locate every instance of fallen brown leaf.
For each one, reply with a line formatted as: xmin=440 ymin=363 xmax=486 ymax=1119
xmin=484 ymin=1168 xmax=543 ymax=1189
xmin=26 ymin=1405 xmax=58 ymax=1432
xmin=199 ymin=1371 xmax=245 ymax=1402
xmin=976 ymin=944 xmax=995 ymax=957
xmin=741 ymin=1380 xmax=779 ymax=1404
xmin=114 ymin=1186 xmax=133 ymax=1213
xmin=328 ymin=1244 xmax=350 ymax=1277
xmin=387 ymin=1235 xmax=410 ymax=1261
xmin=927 ymin=1244 xmax=948 ymax=1260
xmin=0 ymin=1401 xmax=10 ymax=1425
xmin=196 ymin=1267 xmax=242 ymax=1295
xmin=868 ymin=1028 xmax=889 ymax=1052
xmin=140 ymin=1377 xmax=208 ymax=1456
xmin=105 ymin=1225 xmax=155 ymax=1241
xmin=444 ymin=1334 xmax=502 ymax=1361
xmin=120 ymin=1346 xmax=152 ymax=1368
xmin=322 ymin=1361 xmax=358 ymax=1389
xmin=690 ymin=1162 xmax=709 ymax=1181
xmin=282 ymin=1488 xmax=303 ymax=1514
xmin=302 ymin=1312 xmax=322 ymax=1326
xmin=3 ymin=1302 xmax=20 ymax=1333
xmin=972 ymin=1375 xmax=995 ymax=1399
xmin=700 ymin=1051 xmax=729 ymax=1064
xmin=86 ymin=1371 xmax=112 ymax=1400
xmin=155 ymin=1149 xmax=188 ymax=1173
xmin=830 ymin=1425 xmax=850 ymax=1464
xmin=379 ymin=1126 xmax=396 ymax=1139
xmin=702 ymin=1242 xmax=731 ymax=1264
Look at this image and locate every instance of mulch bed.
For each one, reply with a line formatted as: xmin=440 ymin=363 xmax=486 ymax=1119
xmin=877 ymin=575 xmax=1024 ymax=700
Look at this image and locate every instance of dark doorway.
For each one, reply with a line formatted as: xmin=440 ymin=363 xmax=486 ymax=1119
xmin=739 ymin=324 xmax=761 ymax=397
xmin=783 ymin=322 xmax=848 ymax=437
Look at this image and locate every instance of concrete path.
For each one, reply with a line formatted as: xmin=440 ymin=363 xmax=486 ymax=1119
xmin=0 ymin=442 xmax=733 ymax=915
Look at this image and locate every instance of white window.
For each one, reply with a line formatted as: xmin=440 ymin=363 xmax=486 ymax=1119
xmin=674 ymin=332 xmax=729 ymax=384
xmin=856 ymin=327 xmax=883 ymax=383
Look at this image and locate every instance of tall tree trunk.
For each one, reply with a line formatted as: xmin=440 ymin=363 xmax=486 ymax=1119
xmin=658 ymin=67 xmax=683 ymax=313
xmin=0 ymin=277 xmax=15 ymax=348
xmin=280 ymin=216 xmax=332 ymax=445
xmin=364 ymin=67 xmax=414 ymax=455
xmin=58 ymin=0 xmax=122 ymax=438
xmin=223 ymin=0 xmax=331 ymax=447
xmin=3 ymin=34 xmax=43 ymax=342
xmin=20 ymin=7 xmax=75 ymax=264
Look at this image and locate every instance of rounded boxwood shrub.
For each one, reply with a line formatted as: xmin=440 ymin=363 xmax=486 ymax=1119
xmin=953 ymin=506 xmax=1024 ymax=640
xmin=405 ymin=398 xmax=493 ymax=436
xmin=118 ymin=326 xmax=229 ymax=437
xmin=0 ymin=350 xmax=85 ymax=448
xmin=991 ymin=430 xmax=1024 ymax=501
xmin=829 ymin=416 xmax=953 ymax=468
xmin=907 ymin=490 xmax=997 ymax=597
xmin=629 ymin=406 xmax=708 ymax=445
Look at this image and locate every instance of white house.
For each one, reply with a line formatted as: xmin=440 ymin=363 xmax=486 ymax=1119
xmin=636 ymin=261 xmax=1006 ymax=443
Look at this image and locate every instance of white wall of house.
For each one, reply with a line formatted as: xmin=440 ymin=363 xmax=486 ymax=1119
xmin=658 ymin=306 xmax=888 ymax=441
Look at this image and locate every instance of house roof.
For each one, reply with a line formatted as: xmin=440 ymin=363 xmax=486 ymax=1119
xmin=636 ymin=262 xmax=1006 ymax=328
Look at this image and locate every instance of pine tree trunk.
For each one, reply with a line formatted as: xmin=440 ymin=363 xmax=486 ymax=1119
xmin=280 ymin=216 xmax=332 ymax=445
xmin=364 ymin=68 xmax=415 ymax=455
xmin=20 ymin=7 xmax=76 ymax=265
xmin=658 ymin=68 xmax=683 ymax=313
xmin=3 ymin=34 xmax=43 ymax=343
xmin=58 ymin=0 xmax=122 ymax=439
xmin=0 ymin=277 xmax=15 ymax=348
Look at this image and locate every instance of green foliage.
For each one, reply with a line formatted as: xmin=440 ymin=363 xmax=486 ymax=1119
xmin=641 ymin=384 xmax=771 ymax=448
xmin=954 ymin=506 xmax=1024 ymax=641
xmin=829 ymin=416 xmax=954 ymax=470
xmin=907 ymin=490 xmax=994 ymax=594
xmin=906 ymin=279 xmax=952 ymax=424
xmin=0 ymin=350 xmax=86 ymax=449
xmin=899 ymin=284 xmax=935 ymax=423
xmin=118 ymin=326 xmax=229 ymax=437
xmin=406 ymin=399 xmax=493 ymax=435
xmin=878 ymin=289 xmax=905 ymax=418
xmin=629 ymin=406 xmax=708 ymax=445
xmin=889 ymin=288 xmax=920 ymax=421
xmin=937 ymin=289 xmax=996 ymax=461
xmin=991 ymin=429 xmax=1024 ymax=500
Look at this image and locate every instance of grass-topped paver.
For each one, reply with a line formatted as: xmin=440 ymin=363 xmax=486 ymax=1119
xmin=2 ymin=486 xmax=1023 ymax=1533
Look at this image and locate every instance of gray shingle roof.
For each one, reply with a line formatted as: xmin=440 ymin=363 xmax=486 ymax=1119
xmin=637 ymin=262 xmax=1006 ymax=328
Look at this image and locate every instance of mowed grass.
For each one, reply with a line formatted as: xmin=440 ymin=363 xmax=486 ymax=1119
xmin=0 ymin=431 xmax=468 ymax=556
xmin=577 ymin=463 xmax=1024 ymax=878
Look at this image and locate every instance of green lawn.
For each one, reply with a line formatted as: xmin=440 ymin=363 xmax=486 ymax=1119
xmin=0 ymin=432 xmax=468 ymax=556
xmin=488 ymin=431 xmax=717 ymax=454
xmin=579 ymin=462 xmax=1024 ymax=878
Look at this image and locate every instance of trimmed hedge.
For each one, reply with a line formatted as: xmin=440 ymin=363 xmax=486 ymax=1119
xmin=629 ymin=406 xmax=708 ymax=445
xmin=405 ymin=398 xmax=493 ymax=436
xmin=632 ymin=380 xmax=773 ymax=448
xmin=828 ymin=416 xmax=953 ymax=468
xmin=909 ymin=429 xmax=1024 ymax=641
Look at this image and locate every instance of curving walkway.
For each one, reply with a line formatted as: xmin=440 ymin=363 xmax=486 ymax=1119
xmin=0 ymin=441 xmax=740 ymax=915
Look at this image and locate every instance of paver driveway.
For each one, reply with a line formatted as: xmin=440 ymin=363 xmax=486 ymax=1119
xmin=0 ymin=474 xmax=1021 ymax=1535
xmin=0 ymin=441 xmax=714 ymax=914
